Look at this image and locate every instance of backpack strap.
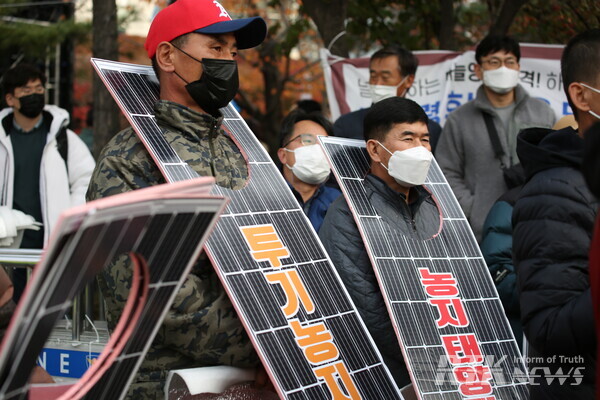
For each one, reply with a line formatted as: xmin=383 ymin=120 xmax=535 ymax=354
xmin=40 ymin=110 xmax=69 ymax=172
xmin=482 ymin=111 xmax=505 ymax=168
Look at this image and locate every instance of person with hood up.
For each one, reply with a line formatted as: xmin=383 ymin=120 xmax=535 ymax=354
xmin=581 ymin=121 xmax=600 ymax=399
xmin=512 ymin=29 xmax=600 ymax=399
xmin=480 ymin=115 xmax=580 ymax=352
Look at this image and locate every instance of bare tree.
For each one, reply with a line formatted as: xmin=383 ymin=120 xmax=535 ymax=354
xmin=92 ymin=0 xmax=120 ymax=158
xmin=302 ymin=0 xmax=350 ymax=57
xmin=439 ymin=0 xmax=457 ymax=50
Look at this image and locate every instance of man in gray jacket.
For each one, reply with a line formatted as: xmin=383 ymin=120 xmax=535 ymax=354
xmin=436 ymin=35 xmax=556 ymax=241
xmin=319 ymin=97 xmax=440 ymax=387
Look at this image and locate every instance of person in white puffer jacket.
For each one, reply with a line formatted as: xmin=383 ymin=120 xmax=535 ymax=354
xmin=0 ymin=64 xmax=95 ymax=300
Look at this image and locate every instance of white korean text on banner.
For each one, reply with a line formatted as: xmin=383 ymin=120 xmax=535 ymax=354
xmin=321 ymin=45 xmax=568 ymax=125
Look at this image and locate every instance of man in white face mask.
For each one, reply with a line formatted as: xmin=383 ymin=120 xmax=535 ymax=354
xmin=319 ymin=97 xmax=441 ymax=388
xmin=436 ymin=35 xmax=556 ymax=242
xmin=333 ymin=46 xmax=443 ymax=152
xmin=277 ymin=110 xmax=341 ymax=232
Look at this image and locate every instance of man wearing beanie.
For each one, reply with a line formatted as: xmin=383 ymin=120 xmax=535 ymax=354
xmin=86 ymin=1 xmax=269 ymax=398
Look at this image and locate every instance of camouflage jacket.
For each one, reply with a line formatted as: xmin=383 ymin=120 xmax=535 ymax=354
xmin=86 ymin=101 xmax=258 ymax=400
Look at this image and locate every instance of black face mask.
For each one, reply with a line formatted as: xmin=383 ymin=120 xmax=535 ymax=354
xmin=17 ymin=93 xmax=45 ymax=118
xmin=172 ymin=46 xmax=239 ymax=116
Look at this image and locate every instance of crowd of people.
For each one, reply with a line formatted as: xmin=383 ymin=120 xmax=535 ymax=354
xmin=0 ymin=0 xmax=598 ymax=398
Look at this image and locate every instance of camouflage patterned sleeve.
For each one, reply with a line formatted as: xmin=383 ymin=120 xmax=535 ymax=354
xmin=86 ymin=155 xmax=163 ymax=201
xmin=155 ymin=257 xmax=259 ymax=368
xmin=86 ymin=128 xmax=164 ymax=201
xmin=89 ymin=136 xmax=258 ymax=376
xmin=89 ymin=150 xmax=162 ymax=330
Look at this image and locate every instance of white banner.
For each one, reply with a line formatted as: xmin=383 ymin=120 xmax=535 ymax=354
xmin=321 ymin=44 xmax=569 ymax=126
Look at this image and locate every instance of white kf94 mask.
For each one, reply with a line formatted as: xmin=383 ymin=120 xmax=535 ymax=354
xmin=369 ymin=76 xmax=408 ymax=103
xmin=285 ymin=144 xmax=331 ymax=185
xmin=580 ymin=82 xmax=600 ymax=120
xmin=378 ymin=142 xmax=433 ymax=187
xmin=482 ymin=66 xmax=520 ymax=94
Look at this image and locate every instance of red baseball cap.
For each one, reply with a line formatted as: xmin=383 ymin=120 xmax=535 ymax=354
xmin=145 ymin=0 xmax=267 ymax=58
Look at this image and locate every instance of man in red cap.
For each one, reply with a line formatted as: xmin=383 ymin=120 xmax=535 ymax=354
xmin=87 ymin=1 xmax=269 ymax=398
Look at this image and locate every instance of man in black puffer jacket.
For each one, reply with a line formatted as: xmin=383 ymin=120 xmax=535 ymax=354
xmin=320 ymin=97 xmax=440 ymax=388
xmin=512 ymin=29 xmax=600 ymax=400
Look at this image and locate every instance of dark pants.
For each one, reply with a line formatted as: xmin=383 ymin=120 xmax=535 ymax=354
xmin=11 ymin=268 xmax=27 ymax=303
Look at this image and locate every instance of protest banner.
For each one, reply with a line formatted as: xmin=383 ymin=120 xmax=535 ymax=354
xmin=321 ymin=44 xmax=567 ymax=125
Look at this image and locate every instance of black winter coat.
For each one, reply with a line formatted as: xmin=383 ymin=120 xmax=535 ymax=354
xmin=513 ymin=126 xmax=598 ymax=400
xmin=319 ymin=173 xmax=440 ymax=388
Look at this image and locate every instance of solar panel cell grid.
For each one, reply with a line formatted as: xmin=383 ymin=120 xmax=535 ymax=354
xmin=319 ymin=136 xmax=528 ymax=399
xmin=132 ymin=116 xmax=183 ymax=164
xmin=122 ymin=72 xmax=157 ymax=114
xmin=91 ymin=58 xmax=404 ymax=399
xmin=0 ymin=183 xmax=224 ymax=400
xmin=246 ymin=271 xmax=290 ymax=326
xmin=105 ymin=71 xmax=146 ymax=115
xmin=125 ymin=287 xmax=172 ymax=349
xmin=87 ymin=356 xmax=139 ymax=400
xmin=223 ymin=120 xmax=272 ymax=163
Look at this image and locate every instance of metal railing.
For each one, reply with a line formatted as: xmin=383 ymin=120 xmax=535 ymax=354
xmin=0 ymin=248 xmax=104 ymax=341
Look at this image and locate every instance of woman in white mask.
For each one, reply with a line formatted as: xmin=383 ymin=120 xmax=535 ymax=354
xmin=277 ymin=110 xmax=341 ymax=232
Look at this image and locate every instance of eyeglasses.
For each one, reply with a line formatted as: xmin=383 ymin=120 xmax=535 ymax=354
xmin=282 ymin=133 xmax=318 ymax=148
xmin=16 ymin=85 xmax=45 ymax=96
xmin=481 ymin=57 xmax=519 ymax=69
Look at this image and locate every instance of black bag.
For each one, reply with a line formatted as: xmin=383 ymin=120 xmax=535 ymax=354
xmin=482 ymin=112 xmax=526 ymax=189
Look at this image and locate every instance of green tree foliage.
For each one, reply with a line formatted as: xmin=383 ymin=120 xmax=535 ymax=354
xmin=309 ymin=0 xmax=599 ymax=54
xmin=345 ymin=0 xmax=444 ymax=51
xmin=512 ymin=0 xmax=600 ymax=44
xmin=0 ymin=1 xmax=90 ymax=59
xmin=340 ymin=0 xmax=536 ymax=52
xmin=0 ymin=19 xmax=89 ymax=59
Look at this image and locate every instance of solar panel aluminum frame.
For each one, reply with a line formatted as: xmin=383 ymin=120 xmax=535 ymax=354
xmin=91 ymin=58 xmax=405 ymax=400
xmin=318 ymin=136 xmax=530 ymax=400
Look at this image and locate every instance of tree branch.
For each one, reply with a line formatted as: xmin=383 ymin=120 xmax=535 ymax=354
xmin=438 ymin=0 xmax=456 ymax=50
xmin=489 ymin=0 xmax=529 ymax=36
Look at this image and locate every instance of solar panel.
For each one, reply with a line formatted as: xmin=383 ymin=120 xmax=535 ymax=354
xmin=319 ymin=136 xmax=529 ymax=399
xmin=91 ymin=58 xmax=403 ymax=399
xmin=0 ymin=178 xmax=225 ymax=400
